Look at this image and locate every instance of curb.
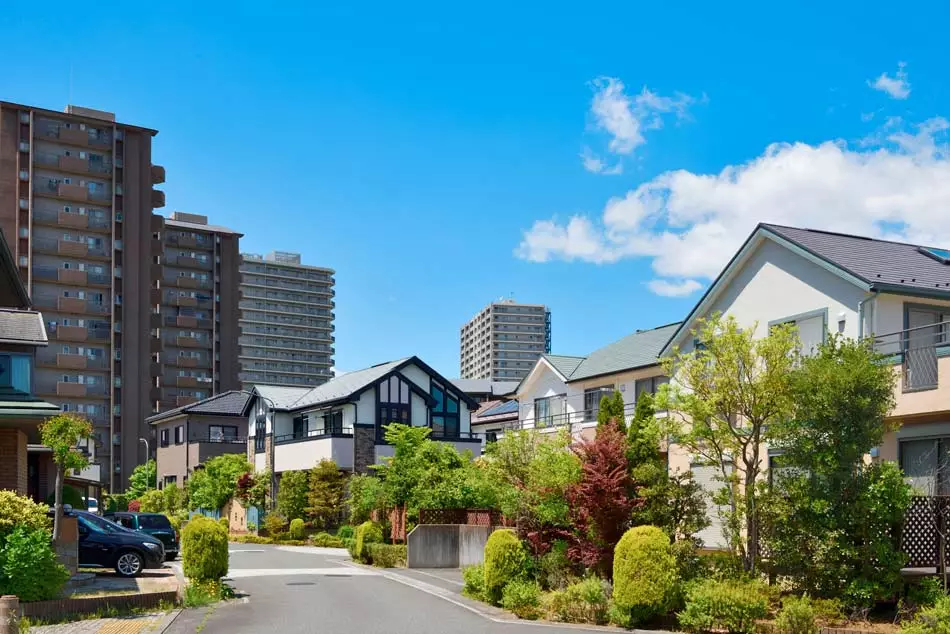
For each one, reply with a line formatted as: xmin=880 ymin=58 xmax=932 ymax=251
xmin=153 ymin=608 xmax=184 ymax=633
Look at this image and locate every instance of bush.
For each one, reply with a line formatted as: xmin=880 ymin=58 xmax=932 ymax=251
xmin=218 ymin=517 xmax=229 ymax=532
xmin=483 ymin=529 xmax=527 ymax=604
xmin=678 ymin=579 xmax=769 ymax=634
xmin=501 ymin=579 xmax=542 ymax=619
xmin=353 ymin=521 xmax=383 ymax=562
xmin=45 ymin=485 xmax=85 ymax=511
xmin=0 ymin=526 xmax=69 ymax=601
xmin=263 ymin=513 xmax=286 ymax=537
xmin=463 ymin=564 xmax=486 ymax=601
xmin=776 ymin=597 xmax=818 ymax=634
xmin=309 ymin=532 xmax=344 ymax=548
xmin=127 ymin=499 xmax=141 ymax=512
xmin=544 ymin=577 xmax=611 ymax=625
xmin=289 ymin=518 xmax=305 ymax=540
xmin=810 ymin=598 xmax=845 ymax=626
xmin=900 ymin=596 xmax=950 ymax=634
xmin=612 ymin=525 xmax=677 ymax=625
xmin=337 ymin=525 xmax=354 ymax=540
xmin=0 ymin=490 xmax=49 ymax=538
xmin=342 ymin=537 xmax=356 ymax=553
xmin=182 ymin=516 xmax=229 ymax=582
xmin=365 ymin=544 xmax=407 ymax=568
xmin=230 ymin=535 xmax=274 ymax=544
xmin=538 ymin=540 xmax=574 ymax=591
xmin=908 ymin=577 xmax=946 ymax=609
xmin=138 ymin=490 xmax=166 ymax=513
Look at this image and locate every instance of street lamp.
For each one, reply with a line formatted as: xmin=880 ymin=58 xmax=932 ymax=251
xmin=139 ymin=438 xmax=158 ymax=490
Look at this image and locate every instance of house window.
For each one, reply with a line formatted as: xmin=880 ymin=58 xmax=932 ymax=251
xmin=772 ymin=310 xmax=827 ymax=355
xmin=255 ymin=415 xmax=266 ymax=451
xmin=635 ymin=376 xmax=670 ymax=405
xmin=163 ymin=475 xmax=177 ymax=487
xmin=209 ymin=425 xmax=238 ymax=442
xmin=160 ymin=429 xmax=169 ymax=448
xmin=174 ymin=425 xmax=184 ymax=445
xmin=315 ymin=410 xmax=344 ymax=435
xmin=534 ymin=395 xmax=564 ymax=428
xmin=431 ymin=381 xmax=460 ymax=438
xmin=378 ymin=375 xmax=411 ymax=433
xmin=292 ymin=414 xmax=308 ymax=440
xmin=583 ymin=386 xmax=614 ymax=421
xmin=900 ymin=437 xmax=950 ymax=496
xmin=0 ymin=354 xmax=32 ymax=394
xmin=486 ymin=431 xmax=499 ymax=444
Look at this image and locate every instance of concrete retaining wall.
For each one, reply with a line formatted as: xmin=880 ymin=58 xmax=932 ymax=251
xmin=407 ymin=524 xmax=496 ymax=569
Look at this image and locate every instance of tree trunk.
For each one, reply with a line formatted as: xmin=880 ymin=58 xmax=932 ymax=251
xmin=52 ymin=463 xmax=64 ymax=542
xmin=744 ymin=478 xmax=758 ymax=574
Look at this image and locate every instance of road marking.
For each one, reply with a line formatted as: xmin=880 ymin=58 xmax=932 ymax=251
xmin=274 ymin=546 xmax=349 ymax=556
xmin=402 ymin=568 xmax=464 ymax=587
xmin=226 ymin=567 xmax=379 ymax=578
xmin=228 ymin=549 xmax=266 ymax=553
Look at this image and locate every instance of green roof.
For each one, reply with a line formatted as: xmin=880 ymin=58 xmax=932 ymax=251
xmin=0 ymin=398 xmax=60 ymax=418
xmin=541 ymin=354 xmax=586 ymax=379
xmin=568 ymin=323 xmax=681 ymax=382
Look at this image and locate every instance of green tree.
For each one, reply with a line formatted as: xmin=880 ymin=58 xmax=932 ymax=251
xmin=39 ymin=413 xmax=92 ymax=541
xmin=764 ymin=335 xmax=907 ymax=607
xmin=236 ymin=470 xmax=270 ymax=510
xmin=660 ymin=314 xmax=798 ymax=573
xmin=347 ymin=474 xmax=386 ymax=524
xmin=127 ymin=459 xmax=157 ymax=499
xmin=597 ymin=391 xmax=627 ymax=433
xmin=162 ymin=483 xmax=186 ymax=514
xmin=187 ymin=454 xmax=252 ymax=512
xmin=277 ymin=470 xmax=310 ymax=521
xmin=374 ymin=424 xmax=432 ymax=509
xmin=307 ymin=460 xmax=346 ymax=528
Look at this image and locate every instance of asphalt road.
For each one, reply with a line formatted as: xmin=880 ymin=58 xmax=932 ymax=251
xmin=165 ymin=544 xmax=607 ymax=634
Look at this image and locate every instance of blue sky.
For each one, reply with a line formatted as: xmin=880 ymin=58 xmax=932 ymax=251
xmin=3 ymin=1 xmax=950 ymax=376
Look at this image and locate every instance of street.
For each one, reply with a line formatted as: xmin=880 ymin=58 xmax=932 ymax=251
xmin=165 ymin=544 xmax=609 ymax=633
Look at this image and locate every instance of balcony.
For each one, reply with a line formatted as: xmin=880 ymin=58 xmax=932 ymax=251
xmin=36 ymin=349 xmax=109 ymax=371
xmin=35 ymin=379 xmax=108 ymax=399
xmin=33 ymin=208 xmax=111 ymax=232
xmin=172 ymin=335 xmax=207 ymax=348
xmin=151 ymin=165 xmax=166 ymax=185
xmin=151 ymin=189 xmax=165 ymax=209
xmin=165 ymin=234 xmax=212 ymax=250
xmin=164 ymin=254 xmax=211 ymax=269
xmin=35 ymin=121 xmax=112 ymax=148
xmin=32 ymin=293 xmax=110 ymax=316
xmin=871 ymin=321 xmax=950 ymax=419
xmin=274 ymin=427 xmax=355 ymax=471
xmin=48 ymin=323 xmax=109 ymax=343
xmin=163 ymin=315 xmax=212 ymax=330
xmin=32 ymin=237 xmax=109 ymax=258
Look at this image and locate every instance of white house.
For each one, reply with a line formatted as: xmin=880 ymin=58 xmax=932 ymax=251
xmin=247 ymin=356 xmax=481 ymax=475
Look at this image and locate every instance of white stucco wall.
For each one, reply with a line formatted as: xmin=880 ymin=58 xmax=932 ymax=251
xmin=410 ymin=391 xmax=429 ymax=427
xmin=399 ymin=363 xmax=431 ymax=393
xmin=355 ymin=388 xmax=376 ymax=425
xmin=274 ymin=437 xmax=354 ymax=472
xmin=516 ymin=361 xmax=571 ymax=426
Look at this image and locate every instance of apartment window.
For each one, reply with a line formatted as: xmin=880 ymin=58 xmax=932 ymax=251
xmin=160 ymin=429 xmax=169 ymax=448
xmin=378 ymin=375 xmax=411 ymax=432
xmin=209 ymin=425 xmax=238 ymax=442
xmin=583 ymin=386 xmax=614 ymax=421
xmin=431 ymin=381 xmax=460 ymax=438
xmin=174 ymin=425 xmax=184 ymax=445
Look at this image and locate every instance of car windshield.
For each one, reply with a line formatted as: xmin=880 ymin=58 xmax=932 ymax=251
xmin=78 ymin=513 xmax=131 ymax=535
xmin=138 ymin=515 xmax=172 ymax=530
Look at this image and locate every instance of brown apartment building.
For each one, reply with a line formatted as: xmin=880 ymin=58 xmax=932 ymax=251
xmin=157 ymin=212 xmax=241 ymax=412
xmin=0 ymin=101 xmax=165 ymax=492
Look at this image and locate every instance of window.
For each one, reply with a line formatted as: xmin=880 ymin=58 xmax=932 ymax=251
xmin=431 ymin=381 xmax=460 ymax=438
xmin=174 ymin=425 xmax=184 ymax=445
xmin=255 ymin=416 xmax=266 ymax=451
xmin=292 ymin=414 xmax=308 ymax=440
xmin=378 ymin=375 xmax=411 ymax=433
xmin=901 ymin=437 xmax=950 ymax=495
xmin=315 ymin=410 xmax=344 ymax=435
xmin=773 ymin=310 xmax=827 ymax=355
xmin=635 ymin=376 xmax=670 ymax=406
xmin=209 ymin=425 xmax=238 ymax=442
xmin=0 ymin=354 xmax=32 ymax=394
xmin=583 ymin=386 xmax=614 ymax=421
xmin=534 ymin=395 xmax=565 ymax=428
xmin=160 ymin=429 xmax=169 ymax=447
xmin=486 ymin=431 xmax=499 ymax=444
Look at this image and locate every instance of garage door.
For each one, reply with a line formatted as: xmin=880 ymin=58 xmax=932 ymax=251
xmin=692 ymin=464 xmax=731 ymax=550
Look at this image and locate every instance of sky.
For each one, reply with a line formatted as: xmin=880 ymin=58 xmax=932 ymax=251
xmin=2 ymin=1 xmax=950 ymax=377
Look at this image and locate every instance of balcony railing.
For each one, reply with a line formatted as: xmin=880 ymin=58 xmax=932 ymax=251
xmin=32 ymin=236 xmax=109 ymax=258
xmin=190 ymin=434 xmax=247 ymax=445
xmin=35 ymin=348 xmax=109 ymax=370
xmin=32 ymin=207 xmax=111 ymax=230
xmin=275 ymin=424 xmax=354 ymax=444
xmin=166 ymin=234 xmax=213 ymax=249
xmin=32 ymin=293 xmax=110 ymax=315
xmin=869 ymin=320 xmax=950 ymax=392
xmin=33 ymin=265 xmax=110 ymax=286
xmin=47 ymin=322 xmax=110 ymax=342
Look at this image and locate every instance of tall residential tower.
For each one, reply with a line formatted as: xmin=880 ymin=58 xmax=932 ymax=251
xmin=460 ymin=299 xmax=551 ymax=382
xmin=238 ymin=251 xmax=335 ymax=388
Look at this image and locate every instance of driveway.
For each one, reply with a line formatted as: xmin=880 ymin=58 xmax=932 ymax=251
xmin=165 ymin=544 xmax=613 ymax=633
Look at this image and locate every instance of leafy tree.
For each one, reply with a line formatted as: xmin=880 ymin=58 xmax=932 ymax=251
xmin=127 ymin=459 xmax=157 ymax=499
xmin=374 ymin=424 xmax=432 ymax=509
xmin=39 ymin=413 xmax=92 ymax=541
xmin=764 ymin=336 xmax=908 ymax=608
xmin=307 ymin=459 xmax=346 ymax=528
xmin=277 ymin=470 xmax=310 ymax=521
xmin=660 ymin=314 xmax=798 ymax=573
xmin=597 ymin=391 xmax=627 ymax=433
xmin=138 ymin=489 xmax=166 ymax=513
xmin=162 ymin=483 xmax=186 ymax=514
xmin=564 ymin=424 xmax=640 ymax=575
xmin=347 ymin=474 xmax=386 ymax=524
xmin=236 ymin=470 xmax=270 ymax=510
xmin=187 ymin=454 xmax=252 ymax=512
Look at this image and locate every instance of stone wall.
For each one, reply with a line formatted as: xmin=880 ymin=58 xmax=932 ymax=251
xmin=55 ymin=516 xmax=79 ymax=575
xmin=0 ymin=429 xmax=27 ymax=494
xmin=354 ymin=426 xmax=375 ymax=474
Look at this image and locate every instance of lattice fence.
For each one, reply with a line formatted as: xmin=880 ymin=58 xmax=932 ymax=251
xmin=902 ymin=495 xmax=950 ymax=568
xmin=418 ymin=508 xmax=509 ymax=527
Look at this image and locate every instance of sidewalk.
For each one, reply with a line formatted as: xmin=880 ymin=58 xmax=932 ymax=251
xmin=26 ymin=610 xmax=180 ymax=634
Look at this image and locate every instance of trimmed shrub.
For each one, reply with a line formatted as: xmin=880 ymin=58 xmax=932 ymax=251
xmin=0 ymin=526 xmax=69 ymax=601
xmin=289 ymin=518 xmax=305 ymax=540
xmin=182 ymin=516 xmax=229 ymax=582
xmin=263 ymin=513 xmax=286 ymax=537
xmin=544 ymin=577 xmax=611 ymax=625
xmin=310 ymin=532 xmax=345 ymax=548
xmin=366 ymin=543 xmax=407 ymax=568
xmin=776 ymin=597 xmax=818 ymax=634
xmin=337 ymin=525 xmax=354 ymax=540
xmin=810 ymin=598 xmax=845 ymax=626
xmin=900 ymin=596 xmax=950 ymax=634
xmin=612 ymin=525 xmax=677 ymax=625
xmin=0 ymin=490 xmax=49 ymax=538
xmin=139 ymin=490 xmax=166 ymax=513
xmin=218 ymin=517 xmax=229 ymax=532
xmin=45 ymin=485 xmax=85 ymax=511
xmin=462 ymin=563 xmax=486 ymax=601
xmin=483 ymin=529 xmax=526 ymax=604
xmin=678 ymin=579 xmax=769 ymax=634
xmin=343 ymin=537 xmax=356 ymax=553
xmin=353 ymin=521 xmax=383 ymax=562
xmin=501 ymin=579 xmax=542 ymax=620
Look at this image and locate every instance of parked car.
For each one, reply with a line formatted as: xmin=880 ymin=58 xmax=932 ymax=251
xmin=85 ymin=497 xmax=99 ymax=514
xmin=104 ymin=512 xmax=179 ymax=561
xmin=75 ymin=511 xmax=165 ymax=577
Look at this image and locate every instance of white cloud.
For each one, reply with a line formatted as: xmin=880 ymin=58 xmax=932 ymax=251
xmin=583 ymin=77 xmax=698 ymax=173
xmin=869 ymin=62 xmax=910 ymax=99
xmin=517 ymin=116 xmax=950 ymax=297
xmin=647 ymin=279 xmax=703 ymax=297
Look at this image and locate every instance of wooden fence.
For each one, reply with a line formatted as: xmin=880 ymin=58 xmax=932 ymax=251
xmin=418 ymin=508 xmax=510 ymax=527
xmin=901 ymin=495 xmax=950 ymax=568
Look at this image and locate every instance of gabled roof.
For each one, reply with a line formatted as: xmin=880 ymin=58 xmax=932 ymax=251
xmin=542 ymin=354 xmax=586 ymax=379
xmin=147 ymin=390 xmax=254 ymax=424
xmin=450 ymin=379 xmax=519 ymax=398
xmin=568 ymin=322 xmax=681 ymax=382
xmin=0 ymin=309 xmax=47 ymax=346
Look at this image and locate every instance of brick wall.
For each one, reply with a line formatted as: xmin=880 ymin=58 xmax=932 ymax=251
xmin=0 ymin=429 xmax=27 ymax=494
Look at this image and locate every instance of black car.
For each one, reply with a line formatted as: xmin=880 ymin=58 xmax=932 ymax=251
xmin=105 ymin=512 xmax=179 ymax=561
xmin=75 ymin=511 xmax=165 ymax=577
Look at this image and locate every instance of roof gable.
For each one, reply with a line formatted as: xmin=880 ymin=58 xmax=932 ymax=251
xmin=567 ymin=323 xmax=680 ymax=382
xmin=147 ymin=390 xmax=253 ymax=424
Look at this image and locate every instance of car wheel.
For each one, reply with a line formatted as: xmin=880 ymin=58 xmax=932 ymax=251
xmin=115 ymin=550 xmax=144 ymax=577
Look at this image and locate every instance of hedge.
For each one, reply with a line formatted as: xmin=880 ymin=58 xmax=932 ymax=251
xmin=353 ymin=521 xmax=383 ymax=562
xmin=182 ymin=516 xmax=229 ymax=581
xmin=365 ymin=544 xmax=407 ymax=568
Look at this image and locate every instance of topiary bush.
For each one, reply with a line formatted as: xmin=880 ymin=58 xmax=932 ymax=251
xmin=289 ymin=518 xmax=305 ymax=540
xmin=353 ymin=521 xmax=384 ymax=562
xmin=612 ymin=525 xmax=678 ymax=625
xmin=776 ymin=597 xmax=819 ymax=634
xmin=462 ymin=563 xmax=486 ymax=601
xmin=678 ymin=579 xmax=769 ymax=634
xmin=365 ymin=543 xmax=407 ymax=568
xmin=337 ymin=525 xmax=354 ymax=540
xmin=0 ymin=490 xmax=50 ymax=538
xmin=0 ymin=526 xmax=69 ymax=601
xmin=182 ymin=516 xmax=229 ymax=582
xmin=544 ymin=577 xmax=612 ymax=625
xmin=483 ymin=529 xmax=527 ymax=604
xmin=501 ymin=579 xmax=542 ymax=620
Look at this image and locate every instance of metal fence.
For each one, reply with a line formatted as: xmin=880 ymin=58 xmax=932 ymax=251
xmin=870 ymin=321 xmax=950 ymax=392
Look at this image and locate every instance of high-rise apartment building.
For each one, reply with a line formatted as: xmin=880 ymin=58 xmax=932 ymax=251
xmin=460 ymin=299 xmax=551 ymax=382
xmin=238 ymin=251 xmax=335 ymax=388
xmin=0 ymin=101 xmax=166 ymax=491
xmin=158 ymin=212 xmax=241 ymax=409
